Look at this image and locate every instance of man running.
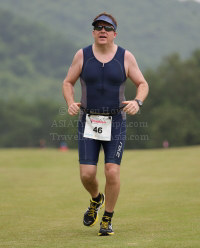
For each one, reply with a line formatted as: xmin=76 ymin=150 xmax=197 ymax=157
xmin=62 ymin=12 xmax=149 ymax=236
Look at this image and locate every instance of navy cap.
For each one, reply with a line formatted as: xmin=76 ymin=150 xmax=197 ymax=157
xmin=92 ymin=15 xmax=117 ymax=31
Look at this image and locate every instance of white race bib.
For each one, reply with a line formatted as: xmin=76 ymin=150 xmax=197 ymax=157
xmin=83 ymin=114 xmax=112 ymax=141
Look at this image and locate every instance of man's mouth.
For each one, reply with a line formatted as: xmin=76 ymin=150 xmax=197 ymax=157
xmin=99 ymin=36 xmax=107 ymax=38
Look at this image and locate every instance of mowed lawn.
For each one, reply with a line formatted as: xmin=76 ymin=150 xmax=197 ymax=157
xmin=0 ymin=147 xmax=199 ymax=248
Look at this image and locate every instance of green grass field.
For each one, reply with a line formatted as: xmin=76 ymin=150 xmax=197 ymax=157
xmin=0 ymin=147 xmax=199 ymax=248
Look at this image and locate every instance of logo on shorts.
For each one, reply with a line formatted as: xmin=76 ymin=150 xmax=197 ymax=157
xmin=116 ymin=142 xmax=123 ymax=158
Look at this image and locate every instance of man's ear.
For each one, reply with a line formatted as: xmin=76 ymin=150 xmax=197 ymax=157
xmin=114 ymin=32 xmax=118 ymax=39
xmin=92 ymin=30 xmax=95 ymax=37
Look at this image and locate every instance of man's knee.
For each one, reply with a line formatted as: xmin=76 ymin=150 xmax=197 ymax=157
xmin=80 ymin=164 xmax=97 ymax=183
xmin=105 ymin=163 xmax=120 ymax=184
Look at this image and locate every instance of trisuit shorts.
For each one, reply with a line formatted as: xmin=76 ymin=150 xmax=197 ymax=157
xmin=78 ymin=111 xmax=126 ymax=165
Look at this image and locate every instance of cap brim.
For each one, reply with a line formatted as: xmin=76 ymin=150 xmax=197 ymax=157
xmin=92 ymin=15 xmax=116 ymax=30
xmin=92 ymin=20 xmax=112 ymax=26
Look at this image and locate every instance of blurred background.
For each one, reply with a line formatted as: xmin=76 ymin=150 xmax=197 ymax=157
xmin=0 ymin=0 xmax=199 ymax=149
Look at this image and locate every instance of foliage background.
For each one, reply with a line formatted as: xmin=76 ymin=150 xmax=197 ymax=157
xmin=0 ymin=0 xmax=199 ymax=149
xmin=1 ymin=0 xmax=200 ymax=69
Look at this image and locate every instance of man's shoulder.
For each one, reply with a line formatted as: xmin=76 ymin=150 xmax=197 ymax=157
xmin=72 ymin=45 xmax=92 ymax=69
xmin=117 ymin=45 xmax=126 ymax=50
xmin=82 ymin=44 xmax=92 ymax=50
xmin=124 ymin=50 xmax=133 ymax=57
xmin=71 ymin=49 xmax=83 ymax=67
xmin=124 ymin=50 xmax=138 ymax=73
xmin=124 ymin=50 xmax=136 ymax=63
xmin=74 ymin=49 xmax=83 ymax=60
xmin=81 ymin=45 xmax=93 ymax=55
xmin=74 ymin=45 xmax=92 ymax=59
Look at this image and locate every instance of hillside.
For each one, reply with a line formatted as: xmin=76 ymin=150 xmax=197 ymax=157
xmin=0 ymin=0 xmax=200 ymax=69
xmin=0 ymin=9 xmax=79 ymax=102
xmin=1 ymin=48 xmax=200 ymax=148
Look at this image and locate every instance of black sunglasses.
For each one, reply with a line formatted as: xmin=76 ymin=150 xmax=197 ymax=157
xmin=94 ymin=25 xmax=115 ymax=32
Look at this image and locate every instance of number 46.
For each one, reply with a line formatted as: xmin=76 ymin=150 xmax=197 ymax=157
xmin=93 ymin=127 xmax=102 ymax=133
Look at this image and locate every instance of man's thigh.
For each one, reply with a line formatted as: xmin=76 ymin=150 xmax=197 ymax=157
xmin=102 ymin=113 xmax=126 ymax=165
xmin=78 ymin=117 xmax=101 ymax=165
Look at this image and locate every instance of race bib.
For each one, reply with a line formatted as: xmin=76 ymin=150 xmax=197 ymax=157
xmin=83 ymin=114 xmax=112 ymax=141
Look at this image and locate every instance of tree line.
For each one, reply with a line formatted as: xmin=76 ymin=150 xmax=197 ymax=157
xmin=0 ymin=9 xmax=78 ymax=102
xmin=1 ymin=50 xmax=200 ymax=149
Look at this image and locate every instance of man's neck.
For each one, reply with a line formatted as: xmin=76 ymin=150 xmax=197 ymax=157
xmin=93 ymin=43 xmax=116 ymax=54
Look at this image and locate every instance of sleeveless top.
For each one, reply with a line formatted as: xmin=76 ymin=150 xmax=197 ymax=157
xmin=80 ymin=45 xmax=127 ymax=113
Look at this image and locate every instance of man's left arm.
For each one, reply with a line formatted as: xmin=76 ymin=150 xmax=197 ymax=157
xmin=122 ymin=50 xmax=149 ymax=115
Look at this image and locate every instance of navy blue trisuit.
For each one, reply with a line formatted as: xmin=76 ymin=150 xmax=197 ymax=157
xmin=78 ymin=45 xmax=127 ymax=165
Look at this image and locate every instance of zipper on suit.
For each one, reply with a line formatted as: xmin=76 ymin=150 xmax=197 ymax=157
xmin=102 ymin=63 xmax=104 ymax=94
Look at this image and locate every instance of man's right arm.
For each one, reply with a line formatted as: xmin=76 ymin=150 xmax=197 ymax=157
xmin=62 ymin=49 xmax=83 ymax=116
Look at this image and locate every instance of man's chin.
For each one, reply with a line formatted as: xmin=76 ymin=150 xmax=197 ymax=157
xmin=97 ymin=40 xmax=107 ymax=45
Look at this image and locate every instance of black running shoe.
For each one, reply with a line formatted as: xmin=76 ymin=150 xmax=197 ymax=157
xmin=83 ymin=193 xmax=105 ymax=227
xmin=98 ymin=216 xmax=114 ymax=236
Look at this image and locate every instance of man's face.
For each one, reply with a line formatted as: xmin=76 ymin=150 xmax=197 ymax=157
xmin=92 ymin=21 xmax=117 ymax=45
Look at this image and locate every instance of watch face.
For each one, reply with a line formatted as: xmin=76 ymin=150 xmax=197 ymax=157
xmin=138 ymin=100 xmax=143 ymax=107
xmin=135 ymin=99 xmax=143 ymax=107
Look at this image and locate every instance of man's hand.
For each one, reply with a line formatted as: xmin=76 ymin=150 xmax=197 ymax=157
xmin=122 ymin=100 xmax=139 ymax=115
xmin=68 ymin=103 xmax=81 ymax=116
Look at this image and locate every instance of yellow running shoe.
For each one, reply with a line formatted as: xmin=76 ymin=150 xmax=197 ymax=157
xmin=98 ymin=216 xmax=114 ymax=236
xmin=83 ymin=193 xmax=105 ymax=227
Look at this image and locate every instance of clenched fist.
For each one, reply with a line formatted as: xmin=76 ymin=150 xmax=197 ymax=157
xmin=68 ymin=103 xmax=81 ymax=116
xmin=122 ymin=100 xmax=139 ymax=115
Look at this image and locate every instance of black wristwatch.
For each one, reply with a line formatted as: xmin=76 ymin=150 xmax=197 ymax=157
xmin=134 ymin=99 xmax=143 ymax=107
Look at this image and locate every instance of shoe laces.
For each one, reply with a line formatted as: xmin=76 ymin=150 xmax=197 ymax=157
xmin=101 ymin=216 xmax=111 ymax=229
xmin=102 ymin=221 xmax=109 ymax=229
xmin=88 ymin=200 xmax=97 ymax=217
